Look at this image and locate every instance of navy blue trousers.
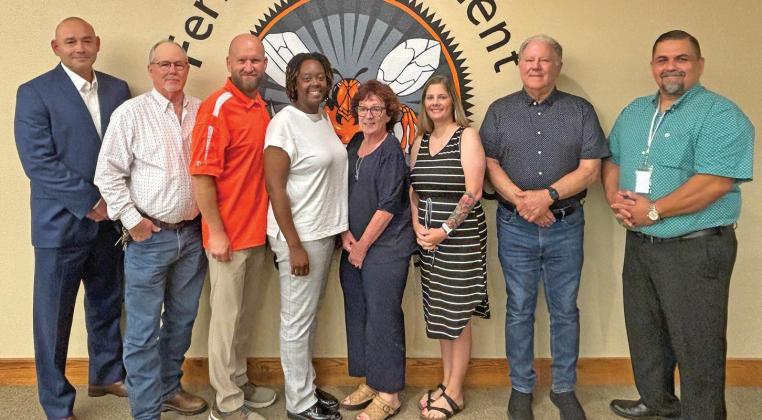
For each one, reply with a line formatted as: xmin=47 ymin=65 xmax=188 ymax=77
xmin=340 ymin=253 xmax=409 ymax=393
xmin=33 ymin=223 xmax=125 ymax=419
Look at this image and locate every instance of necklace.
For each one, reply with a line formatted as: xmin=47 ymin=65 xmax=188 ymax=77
xmin=355 ymin=156 xmax=363 ymax=181
xmin=355 ymin=132 xmax=386 ymax=181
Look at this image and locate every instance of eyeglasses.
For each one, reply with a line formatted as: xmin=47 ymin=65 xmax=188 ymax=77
xmin=356 ymin=106 xmax=385 ymax=117
xmin=150 ymin=61 xmax=188 ymax=72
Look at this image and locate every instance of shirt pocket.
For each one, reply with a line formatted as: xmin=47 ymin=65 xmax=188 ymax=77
xmin=653 ymin=132 xmax=694 ymax=172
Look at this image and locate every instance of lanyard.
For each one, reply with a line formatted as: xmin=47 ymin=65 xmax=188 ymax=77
xmin=645 ymin=102 xmax=666 ymax=157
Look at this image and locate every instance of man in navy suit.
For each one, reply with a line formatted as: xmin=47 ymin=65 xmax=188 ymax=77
xmin=14 ymin=17 xmax=131 ymax=420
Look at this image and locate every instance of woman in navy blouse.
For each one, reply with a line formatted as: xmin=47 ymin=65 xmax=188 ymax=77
xmin=338 ymin=80 xmax=416 ymax=420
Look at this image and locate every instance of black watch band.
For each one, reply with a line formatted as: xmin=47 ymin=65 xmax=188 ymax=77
xmin=546 ymin=187 xmax=560 ymax=203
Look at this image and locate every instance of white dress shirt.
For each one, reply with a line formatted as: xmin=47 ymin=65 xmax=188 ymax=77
xmin=95 ymin=89 xmax=200 ymax=230
xmin=61 ymin=63 xmax=102 ymax=138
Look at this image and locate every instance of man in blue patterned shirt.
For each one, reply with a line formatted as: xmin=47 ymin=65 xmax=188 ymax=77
xmin=603 ymin=30 xmax=754 ymax=420
xmin=481 ymin=34 xmax=609 ymax=420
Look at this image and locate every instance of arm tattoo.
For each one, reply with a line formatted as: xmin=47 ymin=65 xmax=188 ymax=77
xmin=444 ymin=192 xmax=477 ymax=231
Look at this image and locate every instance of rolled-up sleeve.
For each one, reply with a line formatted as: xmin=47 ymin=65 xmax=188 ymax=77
xmin=94 ymin=106 xmax=143 ymax=229
xmin=376 ymin=147 xmax=408 ymax=214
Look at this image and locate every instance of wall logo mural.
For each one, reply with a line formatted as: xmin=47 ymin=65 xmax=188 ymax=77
xmin=251 ymin=0 xmax=474 ymax=152
xmin=170 ymin=0 xmax=519 ymax=151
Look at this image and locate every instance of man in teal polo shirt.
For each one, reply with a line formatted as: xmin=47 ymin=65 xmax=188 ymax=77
xmin=602 ymin=30 xmax=754 ymax=420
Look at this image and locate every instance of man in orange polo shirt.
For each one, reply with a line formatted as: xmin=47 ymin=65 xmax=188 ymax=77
xmin=190 ymin=33 xmax=275 ymax=420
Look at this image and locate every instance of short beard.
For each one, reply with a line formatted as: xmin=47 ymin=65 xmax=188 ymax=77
xmin=662 ymin=81 xmax=684 ymax=95
xmin=660 ymin=71 xmax=685 ymax=96
xmin=231 ymin=73 xmax=261 ymax=95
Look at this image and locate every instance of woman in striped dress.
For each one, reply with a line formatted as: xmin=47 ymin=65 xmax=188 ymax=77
xmin=409 ymin=74 xmax=489 ymax=419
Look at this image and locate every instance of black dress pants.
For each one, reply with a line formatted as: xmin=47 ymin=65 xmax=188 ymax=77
xmin=622 ymin=227 xmax=737 ymax=420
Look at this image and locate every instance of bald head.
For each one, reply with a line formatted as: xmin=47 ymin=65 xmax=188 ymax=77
xmin=51 ymin=17 xmax=100 ymax=81
xmin=55 ymin=17 xmax=94 ymax=38
xmin=228 ymin=33 xmax=263 ymax=56
xmin=227 ymin=34 xmax=268 ymax=97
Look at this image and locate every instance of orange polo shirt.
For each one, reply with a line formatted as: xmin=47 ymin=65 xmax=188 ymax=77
xmin=190 ymin=79 xmax=270 ymax=251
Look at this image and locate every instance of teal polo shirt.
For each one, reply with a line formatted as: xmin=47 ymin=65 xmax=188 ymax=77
xmin=609 ymin=83 xmax=755 ymax=238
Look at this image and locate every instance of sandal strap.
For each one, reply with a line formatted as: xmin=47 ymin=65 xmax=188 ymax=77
xmin=346 ymin=383 xmax=377 ymax=404
xmin=439 ymin=391 xmax=461 ymax=413
xmin=364 ymin=396 xmax=400 ymax=420
xmin=426 ymin=405 xmax=454 ymax=419
xmin=425 ymin=383 xmax=447 ymax=408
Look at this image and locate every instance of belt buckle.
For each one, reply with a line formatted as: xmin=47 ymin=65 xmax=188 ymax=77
xmin=558 ymin=207 xmax=567 ymax=218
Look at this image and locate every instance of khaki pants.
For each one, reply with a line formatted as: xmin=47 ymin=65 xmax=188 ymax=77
xmin=207 ymin=246 xmax=266 ymax=412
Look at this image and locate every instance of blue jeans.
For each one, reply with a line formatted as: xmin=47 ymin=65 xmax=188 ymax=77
xmin=122 ymin=223 xmax=207 ymax=420
xmin=496 ymin=204 xmax=584 ymax=394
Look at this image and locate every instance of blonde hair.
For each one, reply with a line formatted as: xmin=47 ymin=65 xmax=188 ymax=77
xmin=415 ymin=75 xmax=470 ymax=135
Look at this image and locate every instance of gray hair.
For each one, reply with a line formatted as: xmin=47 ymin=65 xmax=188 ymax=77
xmin=148 ymin=40 xmax=186 ymax=64
xmin=519 ymin=34 xmax=563 ymax=64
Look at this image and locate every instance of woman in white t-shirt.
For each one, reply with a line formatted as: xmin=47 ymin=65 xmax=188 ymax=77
xmin=263 ymin=52 xmax=347 ymax=420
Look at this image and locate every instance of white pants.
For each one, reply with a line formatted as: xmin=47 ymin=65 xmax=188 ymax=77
xmin=268 ymin=236 xmax=336 ymax=413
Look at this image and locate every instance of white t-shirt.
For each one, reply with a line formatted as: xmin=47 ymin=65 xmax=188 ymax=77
xmin=265 ymin=105 xmax=348 ymax=242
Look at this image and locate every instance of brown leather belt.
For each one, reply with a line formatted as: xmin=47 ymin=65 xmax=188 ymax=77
xmin=630 ymin=225 xmax=733 ymax=243
xmin=143 ymin=214 xmax=200 ymax=230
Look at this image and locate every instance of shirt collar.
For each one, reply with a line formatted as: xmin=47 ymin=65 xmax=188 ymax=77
xmin=650 ymin=82 xmax=705 ymax=110
xmin=61 ymin=62 xmax=98 ymax=93
xmin=149 ymin=88 xmax=189 ymax=113
xmin=225 ymin=78 xmax=265 ymax=109
xmin=520 ymin=87 xmax=558 ymax=106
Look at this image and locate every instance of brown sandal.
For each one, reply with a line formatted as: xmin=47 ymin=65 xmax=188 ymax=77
xmin=418 ymin=383 xmax=446 ymax=410
xmin=341 ymin=383 xmax=377 ymax=410
xmin=360 ymin=395 xmax=401 ymax=420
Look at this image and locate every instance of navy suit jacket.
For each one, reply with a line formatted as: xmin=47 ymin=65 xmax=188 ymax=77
xmin=14 ymin=64 xmax=130 ymax=248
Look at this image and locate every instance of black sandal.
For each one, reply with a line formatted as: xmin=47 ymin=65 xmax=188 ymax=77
xmin=418 ymin=383 xmax=446 ymax=410
xmin=421 ymin=391 xmax=463 ymax=419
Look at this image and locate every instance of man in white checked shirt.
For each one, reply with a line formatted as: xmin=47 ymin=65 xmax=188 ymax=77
xmin=95 ymin=40 xmax=208 ymax=420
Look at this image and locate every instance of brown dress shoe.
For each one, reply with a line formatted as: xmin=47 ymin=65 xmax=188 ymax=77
xmin=161 ymin=389 xmax=208 ymax=415
xmin=88 ymin=380 xmax=128 ymax=397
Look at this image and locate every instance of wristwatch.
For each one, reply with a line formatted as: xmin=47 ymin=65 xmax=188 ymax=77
xmin=647 ymin=203 xmax=661 ymax=222
xmin=546 ymin=187 xmax=560 ymax=203
xmin=441 ymin=223 xmax=453 ymax=236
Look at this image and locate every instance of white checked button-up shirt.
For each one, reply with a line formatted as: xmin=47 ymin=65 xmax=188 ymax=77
xmin=61 ymin=63 xmax=102 ymax=138
xmin=95 ymin=89 xmax=201 ymax=230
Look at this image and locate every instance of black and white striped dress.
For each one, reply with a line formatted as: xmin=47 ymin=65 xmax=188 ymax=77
xmin=410 ymin=127 xmax=490 ymax=340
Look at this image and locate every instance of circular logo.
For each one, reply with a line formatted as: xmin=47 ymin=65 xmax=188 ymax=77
xmin=253 ymin=0 xmax=474 ymax=151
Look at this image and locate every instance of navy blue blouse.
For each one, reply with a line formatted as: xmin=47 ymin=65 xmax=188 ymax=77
xmin=346 ymin=132 xmax=416 ymax=263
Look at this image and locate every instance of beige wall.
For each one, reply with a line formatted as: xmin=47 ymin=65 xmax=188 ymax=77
xmin=1 ymin=1 xmax=760 ymax=360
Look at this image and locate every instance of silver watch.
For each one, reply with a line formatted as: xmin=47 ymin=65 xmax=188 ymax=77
xmin=647 ymin=203 xmax=660 ymax=222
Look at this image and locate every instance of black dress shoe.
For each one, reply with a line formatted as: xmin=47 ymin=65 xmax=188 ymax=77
xmin=287 ymin=401 xmax=342 ymax=420
xmin=610 ymin=399 xmax=680 ymax=419
xmin=315 ymin=388 xmax=340 ymax=413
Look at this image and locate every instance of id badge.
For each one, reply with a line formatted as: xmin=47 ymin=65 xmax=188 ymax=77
xmin=634 ymin=167 xmax=652 ymax=194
